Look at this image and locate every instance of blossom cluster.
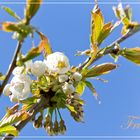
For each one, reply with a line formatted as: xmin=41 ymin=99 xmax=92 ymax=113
xmin=3 ymin=52 xmax=84 ymax=134
xmin=3 ymin=52 xmax=74 ymax=100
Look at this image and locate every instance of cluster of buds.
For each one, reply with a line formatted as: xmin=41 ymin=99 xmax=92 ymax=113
xmin=44 ymin=114 xmax=66 ymax=135
xmin=66 ymin=93 xmax=84 ymax=122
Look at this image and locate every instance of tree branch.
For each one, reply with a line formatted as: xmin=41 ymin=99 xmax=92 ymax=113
xmin=0 ymin=39 xmax=24 ymax=96
xmin=79 ymin=25 xmax=140 ymax=69
xmin=2 ymin=96 xmax=49 ymax=140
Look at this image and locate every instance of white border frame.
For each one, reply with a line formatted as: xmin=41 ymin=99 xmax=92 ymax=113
xmin=1 ymin=1 xmax=140 ymax=139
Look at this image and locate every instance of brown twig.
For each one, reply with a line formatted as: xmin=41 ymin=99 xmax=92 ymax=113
xmin=0 ymin=39 xmax=24 ymax=96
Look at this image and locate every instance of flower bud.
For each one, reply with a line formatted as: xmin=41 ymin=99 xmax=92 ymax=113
xmin=59 ymin=119 xmax=66 ymax=134
xmin=3 ymin=84 xmax=12 ymax=96
xmin=53 ymin=120 xmax=59 ymax=135
xmin=72 ymin=72 xmax=82 ymax=81
xmin=44 ymin=115 xmax=51 ymax=128
xmin=58 ymin=74 xmax=69 ymax=83
xmin=45 ymin=121 xmax=54 ymax=136
xmin=33 ymin=115 xmax=43 ymax=128
xmin=62 ymin=82 xmax=75 ymax=94
xmin=13 ymin=66 xmax=24 ymax=75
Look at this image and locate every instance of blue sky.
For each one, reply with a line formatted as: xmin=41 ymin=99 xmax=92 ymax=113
xmin=0 ymin=0 xmax=140 ymax=139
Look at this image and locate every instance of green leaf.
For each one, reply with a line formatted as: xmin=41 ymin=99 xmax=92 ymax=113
xmin=113 ymin=3 xmax=126 ymax=20
xmin=113 ymin=3 xmax=138 ymax=35
xmin=2 ymin=6 xmax=21 ymax=21
xmin=124 ymin=5 xmax=132 ymax=21
xmin=85 ymin=81 xmax=100 ymax=103
xmin=120 ymin=47 xmax=140 ymax=65
xmin=21 ymin=47 xmax=42 ymax=63
xmin=38 ymin=32 xmax=52 ymax=56
xmin=91 ymin=4 xmax=104 ymax=45
xmin=20 ymin=96 xmax=37 ymax=104
xmin=0 ymin=125 xmax=19 ymax=136
xmin=97 ymin=22 xmax=113 ymax=45
xmin=24 ymin=0 xmax=43 ymax=24
xmin=2 ymin=22 xmax=21 ymax=33
xmin=21 ymin=32 xmax=52 ymax=63
xmin=76 ymin=81 xmax=86 ymax=95
xmin=0 ymin=104 xmax=31 ymax=127
xmin=84 ymin=63 xmax=117 ymax=78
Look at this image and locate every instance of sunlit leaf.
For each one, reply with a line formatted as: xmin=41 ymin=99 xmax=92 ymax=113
xmin=2 ymin=22 xmax=20 ymax=32
xmin=0 ymin=104 xmax=31 ymax=127
xmin=97 ymin=22 xmax=113 ymax=45
xmin=84 ymin=63 xmax=117 ymax=77
xmin=20 ymin=96 xmax=37 ymax=104
xmin=113 ymin=3 xmax=138 ymax=35
xmin=90 ymin=4 xmax=118 ymax=47
xmin=120 ymin=47 xmax=140 ymax=65
xmin=38 ymin=32 xmax=52 ymax=56
xmin=24 ymin=0 xmax=43 ymax=24
xmin=113 ymin=3 xmax=126 ymax=20
xmin=0 ymin=125 xmax=19 ymax=136
xmin=2 ymin=6 xmax=21 ymax=21
xmin=91 ymin=4 xmax=104 ymax=45
xmin=76 ymin=81 xmax=86 ymax=95
xmin=124 ymin=5 xmax=132 ymax=21
xmin=22 ymin=47 xmax=42 ymax=63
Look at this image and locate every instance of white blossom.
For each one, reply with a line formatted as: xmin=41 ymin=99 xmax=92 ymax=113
xmin=62 ymin=82 xmax=75 ymax=94
xmin=58 ymin=74 xmax=69 ymax=83
xmin=44 ymin=52 xmax=70 ymax=74
xmin=11 ymin=74 xmax=31 ymax=84
xmin=13 ymin=66 xmax=24 ymax=75
xmin=31 ymin=60 xmax=46 ymax=77
xmin=8 ymin=74 xmax=31 ymax=102
xmin=3 ymin=84 xmax=11 ymax=96
xmin=25 ymin=60 xmax=33 ymax=70
xmin=72 ymin=72 xmax=82 ymax=81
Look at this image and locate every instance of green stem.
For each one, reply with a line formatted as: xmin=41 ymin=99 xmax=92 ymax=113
xmin=57 ymin=108 xmax=63 ymax=120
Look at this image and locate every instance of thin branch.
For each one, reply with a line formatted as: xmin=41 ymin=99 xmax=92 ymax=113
xmin=2 ymin=96 xmax=49 ymax=140
xmin=79 ymin=25 xmax=140 ymax=69
xmin=0 ymin=39 xmax=24 ymax=96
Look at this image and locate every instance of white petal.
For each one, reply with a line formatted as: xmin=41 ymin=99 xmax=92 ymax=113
xmin=58 ymin=75 xmax=69 ymax=83
xmin=62 ymin=82 xmax=75 ymax=94
xmin=25 ymin=60 xmax=33 ymax=69
xmin=3 ymin=84 xmax=11 ymax=96
xmin=31 ymin=61 xmax=46 ymax=77
xmin=13 ymin=66 xmax=24 ymax=75
xmin=45 ymin=52 xmax=70 ymax=74
xmin=9 ymin=94 xmax=18 ymax=102
xmin=72 ymin=72 xmax=82 ymax=81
